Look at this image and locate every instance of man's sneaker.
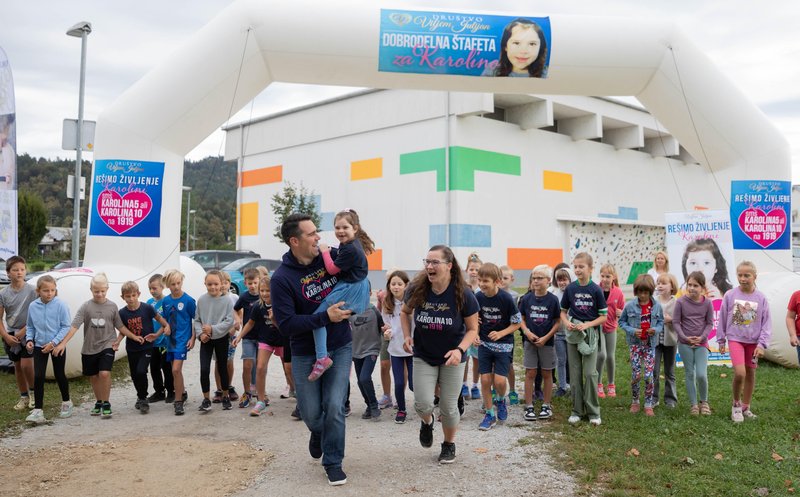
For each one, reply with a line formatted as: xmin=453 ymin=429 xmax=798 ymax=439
xmin=227 ymin=386 xmax=239 ymax=401
xmin=589 ymin=417 xmax=602 ymax=426
xmin=14 ymin=396 xmax=29 ymax=411
xmin=457 ymin=393 xmax=465 ymax=416
xmin=538 ymin=404 xmax=553 ymax=420
xmin=478 ymin=411 xmax=497 ymax=431
xmin=139 ymin=400 xmax=150 ymax=414
xmin=59 ymin=400 xmax=74 ymax=419
xmin=325 ymin=466 xmax=347 ymax=486
xmin=419 ymin=419 xmax=434 ymax=448
xmin=238 ymin=392 xmax=252 ymax=409
xmin=378 ymin=394 xmax=393 ymax=409
xmin=90 ymin=401 xmax=102 ymax=416
xmin=309 ymin=431 xmax=322 ymax=459
xmin=134 ymin=399 xmax=142 ymax=411
xmin=567 ymin=415 xmax=581 ymax=425
xmin=199 ymin=398 xmax=212 ymax=412
xmin=250 ymin=400 xmax=267 ymax=416
xmin=212 ymin=390 xmax=223 ymax=403
xmin=174 ymin=401 xmax=185 ymax=416
xmin=222 ymin=396 xmax=232 ymax=410
xmin=731 ymin=404 xmax=744 ymax=423
xmin=742 ymin=408 xmax=757 ymax=419
xmin=460 ymin=384 xmax=469 ymax=399
xmin=308 ymin=357 xmax=333 ymax=381
xmin=148 ymin=391 xmax=166 ymax=402
xmin=496 ymin=399 xmax=508 ymax=421
xmin=597 ymin=383 xmax=606 ymax=399
xmin=165 ymin=392 xmax=175 ymax=404
xmin=470 ymin=385 xmax=481 ymax=400
xmin=438 ymin=442 xmax=456 ymax=464
xmin=524 ymin=406 xmax=538 ymax=421
xmin=26 ymin=408 xmax=46 ymax=424
xmin=280 ymin=385 xmax=291 ymax=399
xmin=395 ymin=410 xmax=407 ymax=424
xmin=101 ymin=402 xmax=113 ymax=419
xmin=607 ymin=383 xmax=617 ymax=398
xmin=291 ymin=405 xmax=302 ymax=420
xmin=508 ymin=391 xmax=520 ymax=405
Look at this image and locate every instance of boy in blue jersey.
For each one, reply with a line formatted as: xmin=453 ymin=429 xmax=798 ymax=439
xmin=475 ymin=263 xmax=522 ymax=431
xmin=161 ymin=269 xmax=197 ymax=415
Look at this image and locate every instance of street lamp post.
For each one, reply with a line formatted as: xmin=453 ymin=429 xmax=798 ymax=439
xmin=67 ymin=21 xmax=91 ymax=267
xmin=190 ymin=209 xmax=197 ymax=251
xmin=183 ymin=186 xmax=192 ymax=251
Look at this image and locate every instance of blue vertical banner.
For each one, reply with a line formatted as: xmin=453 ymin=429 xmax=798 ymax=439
xmin=0 ymin=46 xmax=18 ymax=258
xmin=89 ymin=159 xmax=164 ymax=237
xmin=730 ymin=180 xmax=791 ymax=250
xmin=379 ymin=9 xmax=551 ymax=78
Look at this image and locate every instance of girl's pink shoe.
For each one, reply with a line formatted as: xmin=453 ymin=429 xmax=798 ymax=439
xmin=597 ymin=383 xmax=606 ymax=399
xmin=308 ymin=357 xmax=333 ymax=381
xmin=606 ymin=384 xmax=616 ymax=398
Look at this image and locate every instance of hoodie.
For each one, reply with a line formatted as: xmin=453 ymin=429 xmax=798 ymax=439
xmin=271 ymin=249 xmax=352 ymax=356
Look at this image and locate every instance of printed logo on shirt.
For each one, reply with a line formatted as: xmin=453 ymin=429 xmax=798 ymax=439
xmin=127 ymin=316 xmax=143 ymax=336
xmin=480 ymin=305 xmax=501 ymax=327
xmin=90 ymin=318 xmax=107 ymax=327
xmin=177 ymin=302 xmax=184 ymax=311
xmin=573 ymin=292 xmax=596 ymax=313
xmin=525 ymin=304 xmax=551 ymax=324
xmin=301 ymin=267 xmax=337 ymax=303
xmin=732 ymin=299 xmax=758 ymax=326
xmin=415 ymin=301 xmax=454 ymax=331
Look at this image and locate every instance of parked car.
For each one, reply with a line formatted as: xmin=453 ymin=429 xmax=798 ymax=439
xmin=26 ymin=260 xmax=84 ymax=280
xmin=222 ymin=258 xmax=282 ymax=295
xmin=182 ymin=250 xmax=261 ymax=272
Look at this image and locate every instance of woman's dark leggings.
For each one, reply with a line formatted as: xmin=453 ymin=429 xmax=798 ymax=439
xmin=353 ymin=355 xmax=378 ymax=410
xmin=150 ymin=347 xmax=174 ymax=395
xmin=390 ymin=355 xmax=414 ymax=411
xmin=127 ymin=349 xmax=152 ymax=400
xmin=200 ymin=336 xmax=230 ymax=394
xmin=33 ymin=347 xmax=69 ymax=409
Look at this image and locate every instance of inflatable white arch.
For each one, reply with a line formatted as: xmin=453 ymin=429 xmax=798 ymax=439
xmin=47 ymin=0 xmax=795 ymax=376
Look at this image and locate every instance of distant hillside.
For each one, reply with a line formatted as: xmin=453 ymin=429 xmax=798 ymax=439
xmin=16 ymin=154 xmax=237 ymax=251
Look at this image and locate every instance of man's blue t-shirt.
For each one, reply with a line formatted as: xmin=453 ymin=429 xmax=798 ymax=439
xmin=560 ymin=280 xmax=608 ymax=323
xmin=519 ymin=292 xmax=561 ymax=346
xmin=161 ymin=292 xmax=196 ymax=352
xmin=475 ymin=290 xmax=522 ymax=345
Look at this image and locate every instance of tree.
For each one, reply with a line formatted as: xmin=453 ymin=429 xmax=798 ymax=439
xmin=270 ymin=182 xmax=322 ymax=242
xmin=17 ymin=189 xmax=48 ymax=258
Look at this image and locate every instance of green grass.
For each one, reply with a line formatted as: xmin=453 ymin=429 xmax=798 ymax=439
xmin=0 ymin=359 xmax=130 ymax=436
xmin=523 ymin=331 xmax=800 ymax=496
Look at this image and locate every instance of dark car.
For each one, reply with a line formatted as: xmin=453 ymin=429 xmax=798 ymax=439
xmin=222 ymin=258 xmax=282 ymax=295
xmin=25 ymin=260 xmax=84 ymax=280
xmin=182 ymin=250 xmax=261 ymax=271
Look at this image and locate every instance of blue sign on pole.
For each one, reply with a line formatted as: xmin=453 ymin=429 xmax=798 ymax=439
xmin=730 ymin=180 xmax=791 ymax=250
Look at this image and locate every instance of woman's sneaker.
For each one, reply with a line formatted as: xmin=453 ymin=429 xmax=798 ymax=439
xmin=419 ymin=419 xmax=434 ymax=447
xmin=395 ymin=410 xmax=407 ymax=424
xmin=308 ymin=357 xmax=333 ymax=381
xmin=438 ymin=442 xmax=456 ymax=464
xmin=59 ymin=400 xmax=74 ymax=418
xmin=199 ymin=398 xmax=212 ymax=412
xmin=174 ymin=401 xmax=185 ymax=416
xmin=250 ymin=400 xmax=267 ymax=416
xmin=212 ymin=390 xmax=223 ymax=403
xmin=14 ymin=396 xmax=29 ymax=411
xmin=26 ymin=408 xmax=46 ymax=424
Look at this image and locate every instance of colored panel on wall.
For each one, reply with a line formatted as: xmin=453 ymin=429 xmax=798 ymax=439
xmin=400 ymin=148 xmax=446 ymax=192
xmin=238 ymin=202 xmax=258 ymax=236
xmin=598 ymin=206 xmax=639 ymax=221
xmin=626 ymin=261 xmax=654 ymax=284
xmin=240 ymin=165 xmax=282 ymax=187
xmin=320 ymin=212 xmax=335 ymax=231
xmin=367 ymin=249 xmax=383 ymax=271
xmin=350 ymin=158 xmax=383 ymax=181
xmin=543 ymin=170 xmax=573 ymax=192
xmin=507 ymin=248 xmax=563 ymax=270
xmin=430 ymin=224 xmax=491 ymax=247
xmin=449 ymin=146 xmax=521 ymax=191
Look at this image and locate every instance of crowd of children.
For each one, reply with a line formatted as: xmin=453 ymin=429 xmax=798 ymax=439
xmin=1 ymin=244 xmax=785 ymax=430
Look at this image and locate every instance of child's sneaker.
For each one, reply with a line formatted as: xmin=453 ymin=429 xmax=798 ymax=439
xmin=460 ymin=384 xmax=469 ymax=398
xmin=508 ymin=391 xmax=520 ymax=405
xmin=199 ymin=398 xmax=212 ymax=412
xmin=496 ymin=399 xmax=508 ymax=421
xmin=59 ymin=400 xmax=73 ymax=418
xmin=139 ymin=399 xmax=150 ymax=414
xmin=227 ymin=386 xmax=239 ymax=401
xmin=567 ymin=415 xmax=581 ymax=425
xmin=238 ymin=392 xmax=252 ymax=409
xmin=589 ymin=417 xmax=602 ymax=426
xmin=731 ymin=404 xmax=744 ymax=423
xmin=438 ymin=442 xmax=456 ymax=464
xmin=523 ymin=406 xmax=537 ymax=421
xmin=91 ymin=401 xmax=102 ymax=416
xmin=250 ymin=400 xmax=267 ymax=416
xmin=597 ymin=383 xmax=605 ymax=399
xmin=607 ymin=383 xmax=617 ymax=398
xmin=174 ymin=401 xmax=185 ymax=416
xmin=378 ymin=394 xmax=393 ymax=409
xmin=222 ymin=396 xmax=233 ymax=410
xmin=14 ymin=396 xmax=29 ymax=411
xmin=101 ymin=402 xmax=113 ymax=419
xmin=26 ymin=408 xmax=46 ymax=424
xmin=700 ymin=401 xmax=712 ymax=416
xmin=478 ymin=411 xmax=497 ymax=430
xmin=630 ymin=402 xmax=641 ymax=414
xmin=212 ymin=390 xmax=223 ymax=403
xmin=742 ymin=407 xmax=757 ymax=419
xmin=308 ymin=357 xmax=333 ymax=381
xmin=470 ymin=385 xmax=481 ymax=400
xmin=538 ymin=403 xmax=553 ymax=420
xmin=395 ymin=410 xmax=407 ymax=424
xmin=644 ymin=407 xmax=655 ymax=417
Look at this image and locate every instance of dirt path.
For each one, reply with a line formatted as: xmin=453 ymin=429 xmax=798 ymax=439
xmin=0 ymin=350 xmax=578 ymax=496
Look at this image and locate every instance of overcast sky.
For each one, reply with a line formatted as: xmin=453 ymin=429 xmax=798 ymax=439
xmin=2 ymin=0 xmax=799 ymax=179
